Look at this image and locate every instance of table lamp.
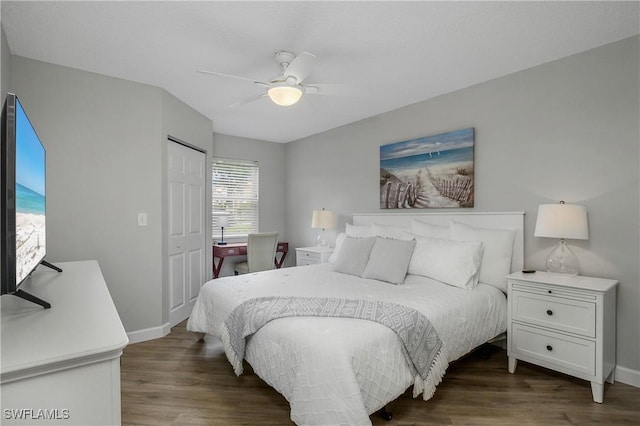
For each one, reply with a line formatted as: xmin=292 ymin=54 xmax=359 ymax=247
xmin=534 ymin=201 xmax=589 ymax=275
xmin=216 ymin=214 xmax=230 ymax=246
xmin=311 ymin=208 xmax=336 ymax=247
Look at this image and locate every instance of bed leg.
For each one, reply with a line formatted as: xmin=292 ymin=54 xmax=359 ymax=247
xmin=191 ymin=332 xmax=206 ymax=341
xmin=479 ymin=345 xmax=492 ymax=360
xmin=477 ymin=342 xmax=500 ymax=360
xmin=376 ymin=406 xmax=392 ymax=421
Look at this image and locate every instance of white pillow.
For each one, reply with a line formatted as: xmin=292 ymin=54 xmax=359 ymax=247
xmin=372 ymin=223 xmax=411 ymax=240
xmin=345 ymin=223 xmax=374 ymax=237
xmin=410 ymin=219 xmax=450 ymax=239
xmin=332 ymin=236 xmax=376 ymax=276
xmin=328 ymin=232 xmax=346 ymax=264
xmin=449 ymin=220 xmax=516 ymax=292
xmin=362 ymin=237 xmax=416 ymax=284
xmin=408 ymin=237 xmax=484 ymax=290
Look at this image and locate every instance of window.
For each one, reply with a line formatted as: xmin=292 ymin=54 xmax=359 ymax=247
xmin=212 ymin=158 xmax=259 ymax=239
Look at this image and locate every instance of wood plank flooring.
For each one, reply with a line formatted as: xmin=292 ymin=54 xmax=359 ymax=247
xmin=121 ymin=321 xmax=640 ymax=425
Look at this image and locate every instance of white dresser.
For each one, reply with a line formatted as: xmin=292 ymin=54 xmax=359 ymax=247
xmin=506 ymin=271 xmax=617 ymax=403
xmin=1 ymin=261 xmax=129 ymax=425
xmin=296 ymin=246 xmax=334 ymax=266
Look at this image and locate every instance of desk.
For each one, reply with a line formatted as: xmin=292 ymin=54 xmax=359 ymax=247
xmin=213 ymin=242 xmax=288 ymax=278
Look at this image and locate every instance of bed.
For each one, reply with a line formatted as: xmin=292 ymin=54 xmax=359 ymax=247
xmin=187 ymin=212 xmax=524 ymax=425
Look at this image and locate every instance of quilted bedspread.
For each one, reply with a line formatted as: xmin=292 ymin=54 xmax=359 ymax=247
xmin=187 ymin=263 xmax=507 ymax=426
xmin=221 ymin=297 xmax=445 ymax=388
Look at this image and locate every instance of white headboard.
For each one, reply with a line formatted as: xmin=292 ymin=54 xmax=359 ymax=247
xmin=352 ymin=211 xmax=525 ymax=273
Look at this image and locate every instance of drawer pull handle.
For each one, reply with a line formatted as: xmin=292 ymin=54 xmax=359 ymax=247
xmin=548 ymin=290 xmax=552 ymax=294
xmin=546 ymin=310 xmax=553 ymax=316
xmin=546 ymin=345 xmax=553 ymax=351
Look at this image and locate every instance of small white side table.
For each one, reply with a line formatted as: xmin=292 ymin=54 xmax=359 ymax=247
xmin=506 ymin=271 xmax=617 ymax=403
xmin=296 ymin=246 xmax=334 ymax=266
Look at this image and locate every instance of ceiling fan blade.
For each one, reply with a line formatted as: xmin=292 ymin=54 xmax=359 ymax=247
xmin=283 ymin=52 xmax=315 ymax=83
xmin=305 ymin=83 xmax=354 ymax=96
xmin=197 ymin=69 xmax=268 ymax=86
xmin=227 ymin=92 xmax=268 ymax=108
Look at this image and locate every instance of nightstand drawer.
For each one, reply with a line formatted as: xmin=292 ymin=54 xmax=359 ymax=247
xmin=297 ymin=251 xmax=322 ymax=263
xmin=512 ymin=281 xmax=597 ymax=302
xmin=511 ymin=290 xmax=596 ymax=338
xmin=511 ymin=323 xmax=595 ymax=376
xmin=296 ymin=247 xmax=333 ymax=266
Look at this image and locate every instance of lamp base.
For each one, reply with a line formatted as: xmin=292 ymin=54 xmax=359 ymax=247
xmin=316 ymin=231 xmax=329 ymax=247
xmin=545 ymin=239 xmax=579 ymax=276
xmin=217 ymin=227 xmax=227 ymax=245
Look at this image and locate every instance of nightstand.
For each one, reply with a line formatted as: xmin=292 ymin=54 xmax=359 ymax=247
xmin=507 ymin=271 xmax=618 ymax=403
xmin=296 ymin=246 xmax=334 ymax=266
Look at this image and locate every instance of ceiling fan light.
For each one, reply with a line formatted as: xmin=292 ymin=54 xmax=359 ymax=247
xmin=267 ymin=83 xmax=303 ymax=106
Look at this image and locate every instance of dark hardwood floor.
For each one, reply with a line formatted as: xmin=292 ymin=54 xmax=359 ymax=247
xmin=121 ymin=321 xmax=640 ymax=425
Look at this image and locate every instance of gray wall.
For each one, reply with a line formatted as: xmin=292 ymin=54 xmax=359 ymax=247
xmin=1 ymin=24 xmax=10 ymax=98
xmin=10 ymin=56 xmax=213 ymax=335
xmin=285 ymin=36 xmax=640 ymax=375
xmin=211 ymin=133 xmax=287 ymax=275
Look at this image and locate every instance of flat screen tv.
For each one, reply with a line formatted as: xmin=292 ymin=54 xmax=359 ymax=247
xmin=1 ymin=93 xmax=59 ymax=308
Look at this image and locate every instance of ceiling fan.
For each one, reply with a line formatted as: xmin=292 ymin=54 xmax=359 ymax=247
xmin=197 ymin=51 xmax=346 ymax=107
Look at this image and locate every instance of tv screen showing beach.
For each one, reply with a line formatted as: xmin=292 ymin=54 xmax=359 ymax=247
xmin=15 ymin=98 xmax=46 ymax=285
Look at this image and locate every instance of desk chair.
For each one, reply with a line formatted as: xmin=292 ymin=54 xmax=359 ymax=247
xmin=234 ymin=232 xmax=279 ymax=275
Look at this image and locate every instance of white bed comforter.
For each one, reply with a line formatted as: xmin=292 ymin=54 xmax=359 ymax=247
xmin=187 ymin=264 xmax=507 ymax=426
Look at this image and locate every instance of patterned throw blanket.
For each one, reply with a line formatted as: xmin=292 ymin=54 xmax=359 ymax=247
xmin=220 ymin=296 xmax=448 ymax=400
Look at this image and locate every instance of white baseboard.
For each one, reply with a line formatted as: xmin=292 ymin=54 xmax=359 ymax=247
xmin=126 ymin=322 xmax=171 ymax=344
xmin=615 ymin=365 xmax=640 ymax=388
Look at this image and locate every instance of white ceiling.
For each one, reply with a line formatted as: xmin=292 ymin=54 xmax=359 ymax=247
xmin=2 ymin=1 xmax=638 ymax=143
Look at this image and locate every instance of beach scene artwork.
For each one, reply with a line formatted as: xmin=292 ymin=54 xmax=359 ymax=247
xmin=380 ymin=128 xmax=474 ymax=209
xmin=15 ymin=103 xmax=46 ymax=284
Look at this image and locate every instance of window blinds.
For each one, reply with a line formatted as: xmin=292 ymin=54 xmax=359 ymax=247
xmin=212 ymin=158 xmax=259 ymax=238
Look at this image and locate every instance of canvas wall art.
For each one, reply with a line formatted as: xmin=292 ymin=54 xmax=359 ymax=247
xmin=380 ymin=128 xmax=474 ymax=209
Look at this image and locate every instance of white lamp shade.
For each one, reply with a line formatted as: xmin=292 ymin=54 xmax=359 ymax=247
xmin=311 ymin=210 xmax=336 ymax=230
xmin=534 ymin=203 xmax=589 ymax=240
xmin=213 ymin=211 xmax=231 ymax=228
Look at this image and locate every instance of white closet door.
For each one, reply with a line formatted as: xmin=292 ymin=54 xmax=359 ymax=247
xmin=168 ymin=140 xmax=206 ymax=327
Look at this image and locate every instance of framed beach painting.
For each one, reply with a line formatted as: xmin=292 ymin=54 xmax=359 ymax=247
xmin=380 ymin=128 xmax=474 ymax=209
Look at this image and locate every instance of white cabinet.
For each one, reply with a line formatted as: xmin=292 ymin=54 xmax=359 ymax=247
xmin=296 ymin=246 xmax=334 ymax=266
xmin=1 ymin=261 xmax=129 ymax=425
xmin=506 ymin=271 xmax=617 ymax=403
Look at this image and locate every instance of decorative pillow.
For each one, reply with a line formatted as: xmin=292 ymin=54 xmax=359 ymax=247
xmin=371 ymin=223 xmax=412 ymax=240
xmin=328 ymin=232 xmax=346 ymax=264
xmin=332 ymin=236 xmax=376 ymax=276
xmin=408 ymin=237 xmax=484 ymax=290
xmin=345 ymin=223 xmax=374 ymax=237
xmin=449 ymin=220 xmax=516 ymax=292
xmin=362 ymin=237 xmax=416 ymax=284
xmin=410 ymin=219 xmax=450 ymax=239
